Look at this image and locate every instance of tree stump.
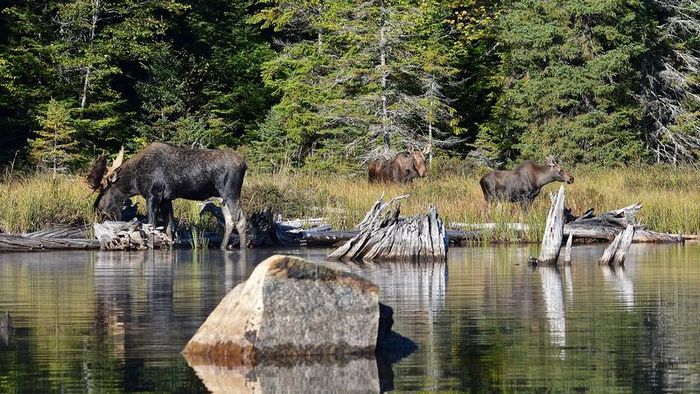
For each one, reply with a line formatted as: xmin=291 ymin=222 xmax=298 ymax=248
xmin=328 ymin=196 xmax=447 ymax=262
xmin=537 ymin=186 xmax=566 ymax=265
xmin=599 ymin=224 xmax=635 ymax=266
xmin=94 ymin=219 xmax=173 ymax=250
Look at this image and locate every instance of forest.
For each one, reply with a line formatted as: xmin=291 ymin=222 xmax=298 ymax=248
xmin=1 ymin=0 xmax=699 ymax=172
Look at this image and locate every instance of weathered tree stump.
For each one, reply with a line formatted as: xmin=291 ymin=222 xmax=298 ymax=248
xmin=537 ymin=186 xmax=566 ymax=265
xmin=328 ymin=196 xmax=447 ymax=262
xmin=599 ymin=224 xmax=635 ymax=266
xmin=94 ymin=219 xmax=172 ymax=250
xmin=563 ymin=234 xmax=573 ymax=264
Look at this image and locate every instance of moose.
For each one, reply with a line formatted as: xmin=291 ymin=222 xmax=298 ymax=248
xmin=86 ymin=142 xmax=248 ymax=249
xmin=368 ymin=147 xmax=429 ymax=183
xmin=479 ymin=155 xmax=574 ymax=204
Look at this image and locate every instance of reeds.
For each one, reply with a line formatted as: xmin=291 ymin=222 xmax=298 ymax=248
xmin=1 ymin=165 xmax=699 ymax=242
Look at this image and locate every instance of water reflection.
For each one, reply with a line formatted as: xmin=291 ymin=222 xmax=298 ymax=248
xmin=185 ymin=357 xmax=383 ymax=393
xmin=538 ymin=266 xmax=566 ymax=352
xmin=601 ymin=265 xmax=634 ymax=310
xmin=2 ymin=246 xmax=700 ymax=392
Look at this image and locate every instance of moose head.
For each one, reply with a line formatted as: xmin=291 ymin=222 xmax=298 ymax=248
xmin=545 ymin=155 xmax=574 ymax=184
xmin=86 ymin=147 xmax=125 ymax=219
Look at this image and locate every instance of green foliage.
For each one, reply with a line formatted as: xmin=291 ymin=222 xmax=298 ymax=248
xmin=478 ymin=0 xmax=650 ymax=166
xmin=28 ymin=99 xmax=79 ymax=173
xmin=1 ymin=0 xmax=700 ymax=169
xmin=251 ymin=0 xmax=461 ymax=169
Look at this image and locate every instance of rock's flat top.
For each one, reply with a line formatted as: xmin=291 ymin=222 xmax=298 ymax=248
xmin=183 ymin=255 xmax=381 ymax=366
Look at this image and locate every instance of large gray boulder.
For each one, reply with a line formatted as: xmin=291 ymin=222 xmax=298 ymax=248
xmin=182 ymin=255 xmax=382 ymax=365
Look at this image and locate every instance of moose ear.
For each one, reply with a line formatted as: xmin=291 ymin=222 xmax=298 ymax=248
xmin=546 ymin=155 xmax=557 ymax=167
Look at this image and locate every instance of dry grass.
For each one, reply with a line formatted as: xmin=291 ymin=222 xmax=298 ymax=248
xmin=1 ymin=163 xmax=699 ymax=242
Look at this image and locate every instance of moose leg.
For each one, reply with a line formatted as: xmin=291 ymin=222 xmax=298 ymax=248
xmin=147 ymin=196 xmax=161 ymax=226
xmin=221 ymin=199 xmax=247 ymax=250
xmin=233 ymin=199 xmax=247 ymax=249
xmin=220 ymin=204 xmax=234 ymax=250
xmin=159 ymin=200 xmax=174 ymax=239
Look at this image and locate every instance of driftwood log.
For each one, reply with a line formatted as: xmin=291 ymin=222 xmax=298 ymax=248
xmin=537 ymin=186 xmax=566 ymax=264
xmin=94 ymin=219 xmax=173 ymax=250
xmin=328 ymin=196 xmax=447 ymax=262
xmin=0 ymin=233 xmax=99 ymax=252
xmin=448 ymin=203 xmax=688 ymax=244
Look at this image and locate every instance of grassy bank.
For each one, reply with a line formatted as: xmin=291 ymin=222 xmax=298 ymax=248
xmin=1 ymin=165 xmax=699 ymax=242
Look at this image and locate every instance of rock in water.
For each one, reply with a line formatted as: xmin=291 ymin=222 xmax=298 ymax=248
xmin=182 ymin=255 xmax=381 ymax=365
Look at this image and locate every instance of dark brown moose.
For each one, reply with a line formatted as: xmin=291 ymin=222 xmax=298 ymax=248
xmin=479 ymin=156 xmax=574 ymax=204
xmin=368 ymin=148 xmax=429 ymax=183
xmin=86 ymin=142 xmax=247 ymax=249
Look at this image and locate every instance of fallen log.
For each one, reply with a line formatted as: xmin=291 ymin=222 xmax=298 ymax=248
xmin=0 ymin=233 xmax=100 ymax=252
xmin=328 ymin=196 xmax=447 ymax=262
xmin=537 ymin=186 xmax=566 ymax=265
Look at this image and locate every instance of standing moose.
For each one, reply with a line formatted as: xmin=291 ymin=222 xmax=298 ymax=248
xmin=368 ymin=147 xmax=429 ymax=183
xmin=86 ymin=142 xmax=248 ymax=249
xmin=479 ymin=155 xmax=574 ymax=204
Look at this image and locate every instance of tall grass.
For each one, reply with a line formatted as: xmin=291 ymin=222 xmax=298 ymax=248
xmin=1 ymin=164 xmax=699 ymax=242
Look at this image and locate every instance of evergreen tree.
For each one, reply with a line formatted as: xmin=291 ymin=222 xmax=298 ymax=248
xmin=640 ymin=0 xmax=700 ymax=164
xmin=29 ymin=99 xmax=79 ymax=174
xmin=253 ymin=0 xmax=459 ymax=169
xmin=478 ymin=0 xmax=650 ymax=165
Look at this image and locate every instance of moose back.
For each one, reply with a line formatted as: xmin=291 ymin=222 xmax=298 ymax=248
xmin=87 ymin=142 xmax=248 ymax=249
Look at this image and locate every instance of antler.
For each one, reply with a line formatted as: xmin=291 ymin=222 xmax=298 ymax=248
xmin=100 ymin=146 xmax=125 ymax=189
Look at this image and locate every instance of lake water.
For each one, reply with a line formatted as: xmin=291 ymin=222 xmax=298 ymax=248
xmin=1 ymin=244 xmax=700 ymax=392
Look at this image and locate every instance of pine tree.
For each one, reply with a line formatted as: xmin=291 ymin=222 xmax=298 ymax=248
xmin=253 ymin=0 xmax=460 ymax=168
xmin=478 ymin=0 xmax=650 ymax=165
xmin=29 ymin=99 xmax=79 ymax=175
xmin=640 ymin=0 xmax=700 ymax=164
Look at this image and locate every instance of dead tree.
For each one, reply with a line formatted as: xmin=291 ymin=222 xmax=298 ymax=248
xmin=537 ymin=186 xmax=566 ymax=265
xmin=599 ymin=224 xmax=636 ymax=266
xmin=328 ymin=195 xmax=447 ymax=262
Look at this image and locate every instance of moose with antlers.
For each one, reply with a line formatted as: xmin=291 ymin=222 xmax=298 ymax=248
xmin=86 ymin=142 xmax=248 ymax=249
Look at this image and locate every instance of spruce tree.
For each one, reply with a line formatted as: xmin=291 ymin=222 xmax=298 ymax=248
xmin=29 ymin=99 xmax=79 ymax=175
xmin=479 ymin=0 xmax=650 ymax=165
xmin=640 ymin=0 xmax=700 ymax=164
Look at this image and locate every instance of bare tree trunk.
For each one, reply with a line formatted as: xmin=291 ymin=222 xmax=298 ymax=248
xmin=80 ymin=0 xmax=99 ymax=110
xmin=537 ymin=186 xmax=566 ymax=264
xmin=379 ymin=0 xmax=389 ymax=152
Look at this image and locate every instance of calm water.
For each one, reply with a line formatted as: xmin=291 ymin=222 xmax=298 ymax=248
xmin=1 ymin=244 xmax=700 ymax=392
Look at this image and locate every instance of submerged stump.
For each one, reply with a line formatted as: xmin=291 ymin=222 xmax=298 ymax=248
xmin=182 ymin=255 xmax=389 ymax=365
xmin=327 ymin=196 xmax=447 ymax=262
xmin=599 ymin=224 xmax=635 ymax=266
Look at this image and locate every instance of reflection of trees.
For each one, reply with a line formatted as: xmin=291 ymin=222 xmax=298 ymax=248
xmin=347 ymin=260 xmax=447 ymax=390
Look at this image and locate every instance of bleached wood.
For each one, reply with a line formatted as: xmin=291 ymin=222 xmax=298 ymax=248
xmin=537 ymin=186 xmax=566 ymax=265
